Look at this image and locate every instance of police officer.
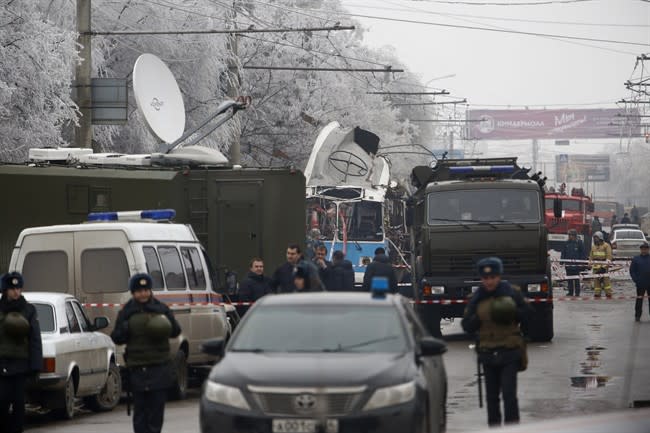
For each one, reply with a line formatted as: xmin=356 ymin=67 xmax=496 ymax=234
xmin=561 ymin=229 xmax=586 ymax=296
xmin=111 ymin=274 xmax=181 ymax=433
xmin=0 ymin=272 xmax=42 ymax=433
xmin=461 ymin=258 xmax=531 ymax=427
xmin=590 ymin=231 xmax=613 ymax=298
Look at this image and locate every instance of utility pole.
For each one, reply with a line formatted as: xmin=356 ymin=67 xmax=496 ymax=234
xmin=75 ymin=0 xmax=93 ymax=150
xmin=227 ymin=2 xmax=241 ymax=165
xmin=532 ymin=139 xmax=539 ymax=172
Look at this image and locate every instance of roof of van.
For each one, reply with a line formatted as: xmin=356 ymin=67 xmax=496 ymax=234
xmin=15 ymin=222 xmax=198 ymax=244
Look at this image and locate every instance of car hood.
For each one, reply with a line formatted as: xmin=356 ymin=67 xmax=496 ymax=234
xmin=210 ymin=351 xmax=414 ymax=388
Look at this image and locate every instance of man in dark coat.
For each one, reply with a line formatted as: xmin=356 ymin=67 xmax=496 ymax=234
xmin=630 ymin=242 xmax=650 ymax=322
xmin=111 ymin=273 xmax=182 ymax=433
xmin=271 ymin=244 xmax=301 ymax=293
xmin=0 ymin=272 xmax=42 ymax=433
xmin=362 ymin=248 xmax=398 ymax=293
xmin=313 ymin=246 xmax=332 ymax=289
xmin=327 ymin=251 xmax=355 ymax=291
xmin=561 ymin=229 xmax=586 ymax=296
xmin=238 ymin=258 xmax=272 ymax=315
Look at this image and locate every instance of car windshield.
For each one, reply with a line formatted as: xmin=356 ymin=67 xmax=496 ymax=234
xmin=230 ymin=305 xmax=408 ymax=353
xmin=595 ymin=202 xmax=618 ymax=212
xmin=616 ymin=230 xmax=645 ymax=240
xmin=429 ymin=189 xmax=541 ymax=224
xmin=33 ymin=303 xmax=56 ymax=332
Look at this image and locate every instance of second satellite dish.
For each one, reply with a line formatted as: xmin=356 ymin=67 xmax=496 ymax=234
xmin=133 ymin=54 xmax=186 ymax=144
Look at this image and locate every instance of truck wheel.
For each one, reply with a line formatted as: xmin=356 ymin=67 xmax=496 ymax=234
xmin=168 ymin=350 xmax=188 ymax=400
xmin=417 ymin=304 xmax=442 ymax=338
xmin=86 ymin=363 xmax=122 ymax=412
xmin=527 ymin=305 xmax=554 ymax=342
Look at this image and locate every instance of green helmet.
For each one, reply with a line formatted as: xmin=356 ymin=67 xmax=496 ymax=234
xmin=490 ymin=296 xmax=517 ymax=325
xmin=145 ymin=314 xmax=172 ymax=340
xmin=3 ymin=312 xmax=30 ymax=340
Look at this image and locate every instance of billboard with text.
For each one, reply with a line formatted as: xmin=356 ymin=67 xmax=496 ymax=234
xmin=555 ymin=154 xmax=610 ymax=182
xmin=468 ymin=108 xmax=638 ymax=140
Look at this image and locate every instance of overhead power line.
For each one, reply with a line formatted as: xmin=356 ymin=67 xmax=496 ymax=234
xmin=86 ymin=25 xmax=355 ymax=36
xmin=367 ymin=91 xmax=450 ymax=95
xmin=394 ymin=100 xmax=467 ymax=106
xmin=284 ymin=7 xmax=650 ymax=47
xmin=243 ymin=66 xmax=404 ymax=72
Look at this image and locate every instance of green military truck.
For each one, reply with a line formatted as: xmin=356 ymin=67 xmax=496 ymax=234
xmin=0 ymin=161 xmax=305 ymax=287
xmin=409 ymin=157 xmax=553 ymax=342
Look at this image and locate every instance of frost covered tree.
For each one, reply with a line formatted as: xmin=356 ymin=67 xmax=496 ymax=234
xmin=0 ymin=0 xmax=79 ymax=160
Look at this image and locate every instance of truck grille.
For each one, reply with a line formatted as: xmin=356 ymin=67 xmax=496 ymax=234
xmin=429 ymin=253 xmax=540 ymax=274
xmin=251 ymin=391 xmax=362 ymax=416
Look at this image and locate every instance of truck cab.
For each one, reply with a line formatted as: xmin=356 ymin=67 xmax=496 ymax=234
xmin=545 ymin=189 xmax=594 ymax=251
xmin=409 ymin=158 xmax=553 ymax=342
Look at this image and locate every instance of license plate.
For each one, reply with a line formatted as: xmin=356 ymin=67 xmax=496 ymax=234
xmin=272 ymin=419 xmax=338 ymax=433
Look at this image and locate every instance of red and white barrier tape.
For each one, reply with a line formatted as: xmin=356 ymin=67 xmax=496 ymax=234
xmin=82 ymin=295 xmax=650 ymax=309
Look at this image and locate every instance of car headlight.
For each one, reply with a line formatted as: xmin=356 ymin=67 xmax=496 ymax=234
xmin=203 ymin=381 xmax=250 ymax=410
xmin=528 ymin=284 xmax=541 ymax=293
xmin=363 ymin=381 xmax=416 ymax=411
xmin=430 ymin=286 xmax=445 ymax=294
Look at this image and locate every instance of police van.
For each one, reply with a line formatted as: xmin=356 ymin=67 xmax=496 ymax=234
xmin=8 ymin=209 xmax=231 ymax=399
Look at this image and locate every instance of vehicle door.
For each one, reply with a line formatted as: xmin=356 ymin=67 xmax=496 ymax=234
xmin=71 ymin=300 xmax=107 ymax=393
xmin=157 ymin=245 xmax=191 ymax=354
xmin=13 ymin=233 xmax=74 ymax=295
xmin=64 ymin=300 xmax=94 ymax=395
xmin=180 ymin=246 xmax=225 ymax=360
xmin=402 ymin=300 xmax=445 ymax=418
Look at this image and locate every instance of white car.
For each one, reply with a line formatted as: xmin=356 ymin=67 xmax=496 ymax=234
xmin=24 ymin=292 xmax=121 ymax=419
xmin=610 ymin=227 xmax=647 ymax=258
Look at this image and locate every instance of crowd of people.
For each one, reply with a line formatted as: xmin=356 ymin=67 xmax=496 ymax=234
xmin=236 ymin=243 xmax=400 ymax=304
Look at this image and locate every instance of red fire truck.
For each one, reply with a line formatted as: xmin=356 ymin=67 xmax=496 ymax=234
xmin=545 ymin=188 xmax=595 ymax=251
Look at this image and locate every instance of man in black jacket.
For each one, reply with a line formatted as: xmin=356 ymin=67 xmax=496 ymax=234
xmin=561 ymin=229 xmax=586 ymax=296
xmin=111 ymin=274 xmax=182 ymax=433
xmin=327 ymin=251 xmax=355 ymax=291
xmin=271 ymin=244 xmax=301 ymax=293
xmin=362 ymin=248 xmax=398 ymax=293
xmin=630 ymin=242 xmax=650 ymax=322
xmin=0 ymin=272 xmax=42 ymax=433
xmin=238 ymin=258 xmax=272 ymax=312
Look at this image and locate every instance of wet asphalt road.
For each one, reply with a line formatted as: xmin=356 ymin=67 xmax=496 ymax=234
xmin=26 ymin=280 xmax=650 ymax=433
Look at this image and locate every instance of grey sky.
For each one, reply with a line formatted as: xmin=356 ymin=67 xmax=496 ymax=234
xmin=340 ymin=0 xmax=650 ymax=107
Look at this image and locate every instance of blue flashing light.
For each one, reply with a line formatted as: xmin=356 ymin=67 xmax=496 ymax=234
xmin=371 ymin=276 xmax=389 ymax=299
xmin=140 ymin=209 xmax=176 ymax=220
xmin=449 ymin=165 xmax=515 ymax=174
xmin=87 ymin=212 xmax=118 ymax=222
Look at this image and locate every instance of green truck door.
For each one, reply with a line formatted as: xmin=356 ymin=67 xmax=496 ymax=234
xmin=211 ymin=180 xmax=263 ymax=280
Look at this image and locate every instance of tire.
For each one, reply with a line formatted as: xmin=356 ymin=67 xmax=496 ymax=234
xmin=54 ymin=375 xmax=76 ymax=420
xmin=417 ymin=304 xmax=442 ymax=338
xmin=527 ymin=304 xmax=554 ymax=342
xmin=168 ymin=350 xmax=188 ymax=401
xmin=86 ymin=363 xmax=122 ymax=412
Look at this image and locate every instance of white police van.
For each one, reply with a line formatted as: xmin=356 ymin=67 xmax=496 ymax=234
xmin=9 ymin=209 xmax=231 ymax=399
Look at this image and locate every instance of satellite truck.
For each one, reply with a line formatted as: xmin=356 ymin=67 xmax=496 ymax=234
xmin=0 ymin=54 xmax=305 ymax=287
xmin=408 ymin=157 xmax=557 ymax=342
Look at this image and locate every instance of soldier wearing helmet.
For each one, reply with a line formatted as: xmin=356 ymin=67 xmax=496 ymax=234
xmin=590 ymin=231 xmax=613 ymax=298
xmin=461 ymin=258 xmax=532 ymax=427
xmin=0 ymin=272 xmax=42 ymax=433
xmin=561 ymin=229 xmax=586 ymax=296
xmin=111 ymin=273 xmax=182 ymax=433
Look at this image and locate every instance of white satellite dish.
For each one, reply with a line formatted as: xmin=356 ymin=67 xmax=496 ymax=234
xmin=133 ymin=54 xmax=186 ymax=144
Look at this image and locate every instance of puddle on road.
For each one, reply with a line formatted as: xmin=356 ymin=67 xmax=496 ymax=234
xmin=570 ymin=376 xmax=612 ymax=389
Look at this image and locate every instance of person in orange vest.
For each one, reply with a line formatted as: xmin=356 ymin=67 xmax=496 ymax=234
xmin=589 ymin=231 xmax=612 ymax=298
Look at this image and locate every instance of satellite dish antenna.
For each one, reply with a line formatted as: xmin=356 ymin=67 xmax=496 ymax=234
xmin=133 ymin=54 xmax=186 ymax=144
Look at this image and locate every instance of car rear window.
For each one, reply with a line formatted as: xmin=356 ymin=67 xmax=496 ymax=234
xmin=231 ymin=305 xmax=408 ymax=353
xmin=33 ymin=303 xmax=56 ymax=333
xmin=81 ymin=248 xmax=130 ymax=293
xmin=158 ymin=246 xmax=187 ymax=290
xmin=22 ymin=251 xmax=69 ymax=293
xmin=617 ymin=231 xmax=645 ymax=240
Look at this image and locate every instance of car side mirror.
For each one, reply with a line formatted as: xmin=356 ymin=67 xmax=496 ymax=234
xmin=553 ymin=198 xmax=563 ymax=218
xmin=93 ymin=316 xmax=110 ymax=331
xmin=405 ymin=207 xmax=414 ymax=227
xmin=419 ymin=336 xmax=447 ymax=356
xmin=201 ymin=338 xmax=225 ymax=357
